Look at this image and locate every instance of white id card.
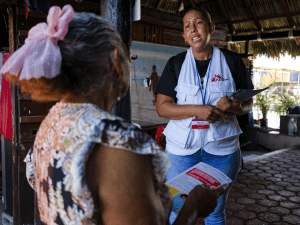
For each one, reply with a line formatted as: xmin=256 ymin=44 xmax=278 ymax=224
xmin=192 ymin=119 xmax=210 ymax=129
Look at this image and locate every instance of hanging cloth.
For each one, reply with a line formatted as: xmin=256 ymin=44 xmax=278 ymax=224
xmin=0 ymin=52 xmax=12 ymax=139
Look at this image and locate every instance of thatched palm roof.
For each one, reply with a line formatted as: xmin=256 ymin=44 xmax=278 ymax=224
xmin=141 ymin=0 xmax=300 ymax=58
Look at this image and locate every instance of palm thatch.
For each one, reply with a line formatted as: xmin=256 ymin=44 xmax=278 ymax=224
xmin=140 ymin=0 xmax=300 ymax=58
xmin=227 ymin=39 xmax=300 ymax=59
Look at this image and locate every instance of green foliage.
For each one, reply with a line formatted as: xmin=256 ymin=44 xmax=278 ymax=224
xmin=274 ymin=94 xmax=300 ymax=115
xmin=254 ymin=93 xmax=275 ymax=118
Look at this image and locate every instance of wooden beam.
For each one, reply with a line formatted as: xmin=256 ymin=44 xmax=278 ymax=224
xmin=244 ymin=0 xmax=263 ymax=31
xmin=154 ymin=0 xmax=163 ymax=10
xmin=235 ymin=27 xmax=293 ymax=35
xmin=8 ymin=7 xmax=16 ymax=55
xmin=142 ymin=8 xmax=183 ymax=22
xmin=0 ymin=0 xmax=14 ymax=4
xmin=231 ymin=29 xmax=300 ymax=42
xmin=140 ymin=8 xmax=183 ymax=31
xmin=16 ymin=7 xmax=47 ymax=18
xmin=216 ymin=0 xmax=235 ymax=34
xmin=8 ymin=6 xmax=20 ymax=224
xmin=196 ymin=0 xmax=216 ymax=7
xmin=19 ymin=116 xmax=45 ymax=124
xmin=188 ymin=0 xmax=196 ymax=8
xmin=218 ymin=14 xmax=300 ymax=26
xmin=279 ymin=0 xmax=295 ymax=28
xmin=103 ymin=0 xmax=132 ymax=122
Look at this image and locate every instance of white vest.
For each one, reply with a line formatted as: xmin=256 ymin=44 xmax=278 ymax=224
xmin=163 ymin=47 xmax=242 ymax=155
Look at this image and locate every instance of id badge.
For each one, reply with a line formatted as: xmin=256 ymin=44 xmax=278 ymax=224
xmin=192 ymin=119 xmax=209 ymax=129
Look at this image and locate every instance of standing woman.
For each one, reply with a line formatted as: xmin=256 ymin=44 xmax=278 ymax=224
xmin=156 ymin=7 xmax=253 ymax=225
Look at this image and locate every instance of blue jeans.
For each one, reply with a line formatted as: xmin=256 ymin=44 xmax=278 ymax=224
xmin=166 ymin=149 xmax=242 ymax=225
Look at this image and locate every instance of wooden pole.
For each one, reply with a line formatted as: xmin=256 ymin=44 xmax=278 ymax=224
xmin=8 ymin=5 xmax=20 ymax=224
xmin=231 ymin=30 xmax=300 ymax=42
xmin=281 ymin=70 xmax=284 ymax=94
xmin=245 ymin=40 xmax=249 ymax=57
xmin=103 ymin=0 xmax=132 ymax=122
xmin=297 ymin=72 xmax=300 ymax=97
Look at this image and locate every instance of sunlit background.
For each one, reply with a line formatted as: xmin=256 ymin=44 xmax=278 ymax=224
xmin=253 ymin=54 xmax=300 ymax=129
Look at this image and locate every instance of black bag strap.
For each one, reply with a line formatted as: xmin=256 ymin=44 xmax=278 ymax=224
xmin=174 ymin=51 xmax=188 ymax=80
xmin=174 ymin=49 xmax=237 ymax=79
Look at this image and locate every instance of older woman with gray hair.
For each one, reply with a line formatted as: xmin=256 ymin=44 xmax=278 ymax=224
xmin=1 ymin=5 xmax=228 ymax=225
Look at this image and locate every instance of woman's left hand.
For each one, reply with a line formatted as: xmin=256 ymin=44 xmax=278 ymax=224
xmin=216 ymin=96 xmax=242 ymax=115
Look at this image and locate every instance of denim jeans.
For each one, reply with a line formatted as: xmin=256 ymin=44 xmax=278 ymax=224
xmin=166 ymin=149 xmax=242 ymax=225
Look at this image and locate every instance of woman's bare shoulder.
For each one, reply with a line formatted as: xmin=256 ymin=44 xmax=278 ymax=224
xmin=86 ymin=143 xmax=166 ymax=225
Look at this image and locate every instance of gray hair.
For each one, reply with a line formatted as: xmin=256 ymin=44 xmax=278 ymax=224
xmin=57 ymin=12 xmax=130 ymax=96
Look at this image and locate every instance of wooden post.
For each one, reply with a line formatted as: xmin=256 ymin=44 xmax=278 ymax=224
xmin=8 ymin=5 xmax=20 ymax=224
xmin=245 ymin=40 xmax=249 ymax=57
xmin=281 ymin=70 xmax=284 ymax=94
xmin=102 ymin=0 xmax=132 ymax=122
xmin=297 ymin=72 xmax=300 ymax=96
xmin=8 ymin=4 xmax=38 ymax=224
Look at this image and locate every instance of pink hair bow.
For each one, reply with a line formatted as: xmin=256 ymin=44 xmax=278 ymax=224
xmin=0 ymin=5 xmax=74 ymax=80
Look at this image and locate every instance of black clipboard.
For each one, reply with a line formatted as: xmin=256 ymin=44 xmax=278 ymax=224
xmin=231 ymin=87 xmax=269 ymax=102
xmin=216 ymin=87 xmax=269 ymax=116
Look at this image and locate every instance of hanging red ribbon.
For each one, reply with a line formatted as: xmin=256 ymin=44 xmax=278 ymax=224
xmin=26 ymin=0 xmax=29 ymax=19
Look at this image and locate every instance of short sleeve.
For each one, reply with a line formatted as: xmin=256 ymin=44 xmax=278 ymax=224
xmin=155 ymin=56 xmax=177 ymax=99
xmin=101 ymin=119 xmax=171 ymax=184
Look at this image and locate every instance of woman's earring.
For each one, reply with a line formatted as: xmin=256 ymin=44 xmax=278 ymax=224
xmin=117 ymin=82 xmax=123 ymax=101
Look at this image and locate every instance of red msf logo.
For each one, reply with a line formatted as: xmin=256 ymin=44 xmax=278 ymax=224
xmin=212 ymin=74 xmax=222 ymax=82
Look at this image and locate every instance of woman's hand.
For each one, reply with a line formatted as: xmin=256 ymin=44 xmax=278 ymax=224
xmin=216 ymin=96 xmax=253 ymax=115
xmin=174 ymin=184 xmax=229 ymax=225
xmin=187 ymin=184 xmax=228 ymax=218
xmin=156 ymin=94 xmax=227 ymax=122
xmin=216 ymin=96 xmax=242 ymax=114
xmin=194 ymin=105 xmax=227 ymax=123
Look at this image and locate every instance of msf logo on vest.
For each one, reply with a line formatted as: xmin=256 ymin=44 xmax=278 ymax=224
xmin=212 ymin=74 xmax=228 ymax=82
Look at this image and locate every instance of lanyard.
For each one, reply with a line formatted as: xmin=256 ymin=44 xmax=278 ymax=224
xmin=194 ymin=50 xmax=213 ymax=105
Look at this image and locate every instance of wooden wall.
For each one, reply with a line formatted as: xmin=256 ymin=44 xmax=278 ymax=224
xmin=133 ymin=23 xmax=163 ymax=44
xmin=133 ymin=22 xmax=186 ymax=47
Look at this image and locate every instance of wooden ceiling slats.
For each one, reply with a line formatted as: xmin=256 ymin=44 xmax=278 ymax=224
xmin=233 ymin=22 xmax=257 ymax=33
xmin=229 ymin=14 xmax=300 ymax=25
xmin=260 ymin=17 xmax=289 ymax=29
xmin=223 ymin=0 xmax=249 ymax=22
xmin=279 ymin=0 xmax=295 ymax=28
xmin=294 ymin=16 xmax=300 ymax=28
xmin=195 ymin=0 xmax=216 ymax=7
xmin=188 ymin=0 xmax=196 ymax=8
xmin=141 ymin=8 xmax=183 ymax=30
xmin=0 ymin=0 xmax=14 ymax=5
xmin=244 ymin=0 xmax=263 ymax=31
xmin=16 ymin=7 xmax=46 ymax=18
xmin=286 ymin=0 xmax=300 ymax=15
xmin=154 ymin=0 xmax=164 ymax=10
xmin=216 ymin=0 xmax=235 ymax=34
